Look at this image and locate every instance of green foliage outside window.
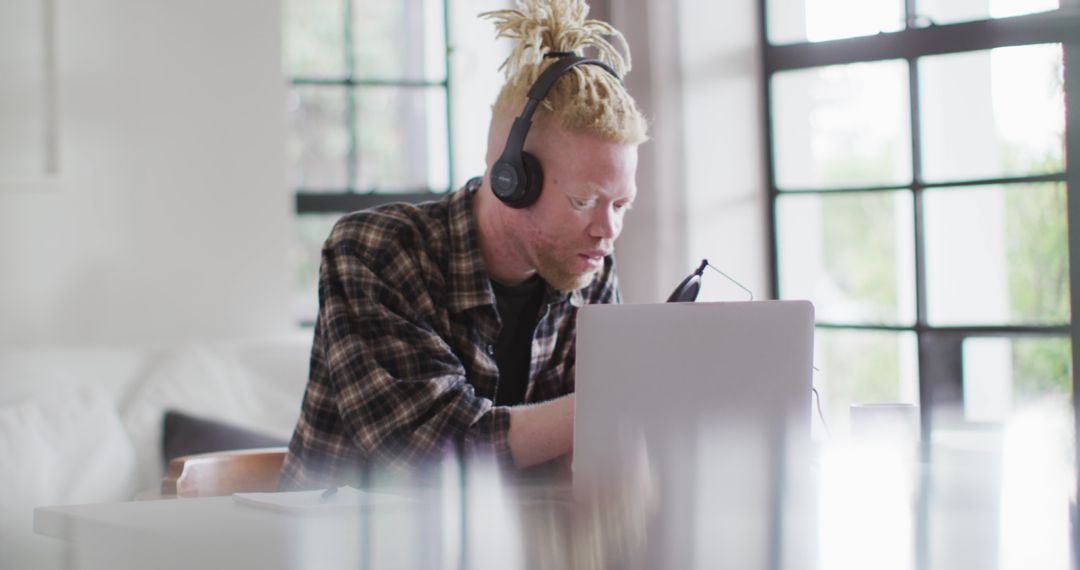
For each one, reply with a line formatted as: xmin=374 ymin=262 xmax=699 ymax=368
xmin=1013 ymin=337 xmax=1072 ymax=403
xmin=821 ymin=192 xmax=902 ymax=323
xmin=821 ymin=330 xmax=906 ymax=426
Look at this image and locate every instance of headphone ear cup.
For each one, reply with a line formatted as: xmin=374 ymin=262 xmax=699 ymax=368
xmin=516 ymin=152 xmax=544 ymax=208
xmin=490 ymin=158 xmax=521 ymax=205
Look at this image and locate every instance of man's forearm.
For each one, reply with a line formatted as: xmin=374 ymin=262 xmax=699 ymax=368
xmin=506 ymin=394 xmax=575 ymax=468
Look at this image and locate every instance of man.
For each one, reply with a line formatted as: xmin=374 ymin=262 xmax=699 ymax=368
xmin=279 ymin=0 xmax=648 ymax=489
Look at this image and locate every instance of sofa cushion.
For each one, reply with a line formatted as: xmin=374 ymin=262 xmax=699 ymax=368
xmin=162 ymin=409 xmax=288 ymax=463
xmin=122 ymin=342 xmax=307 ymax=491
xmin=0 ymin=387 xmax=137 ymax=570
xmin=0 ymin=347 xmax=153 ymax=407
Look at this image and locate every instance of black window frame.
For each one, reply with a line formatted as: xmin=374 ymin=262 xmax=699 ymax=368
xmin=290 ymin=0 xmax=455 ymax=215
xmin=760 ymin=5 xmax=1080 ymax=436
xmin=759 ymin=1 xmax=1080 ymax=563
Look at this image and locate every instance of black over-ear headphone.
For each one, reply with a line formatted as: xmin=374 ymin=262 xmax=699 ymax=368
xmin=490 ymin=54 xmax=621 ymax=209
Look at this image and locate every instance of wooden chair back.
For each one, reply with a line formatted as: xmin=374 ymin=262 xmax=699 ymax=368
xmin=161 ymin=447 xmax=288 ymax=498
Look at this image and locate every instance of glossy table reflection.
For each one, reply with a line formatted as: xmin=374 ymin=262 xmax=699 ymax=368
xmin=35 ymin=402 xmax=1075 ymax=570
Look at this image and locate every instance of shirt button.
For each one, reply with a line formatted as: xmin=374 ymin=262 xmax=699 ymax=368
xmin=486 ymin=343 xmax=495 ymax=356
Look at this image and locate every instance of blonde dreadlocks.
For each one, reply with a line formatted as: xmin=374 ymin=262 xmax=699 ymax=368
xmin=481 ymin=0 xmax=648 ymax=146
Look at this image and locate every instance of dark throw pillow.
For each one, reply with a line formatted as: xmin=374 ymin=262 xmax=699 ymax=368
xmin=161 ymin=409 xmax=289 ymax=465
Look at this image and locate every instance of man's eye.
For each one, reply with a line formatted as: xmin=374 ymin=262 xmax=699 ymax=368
xmin=571 ymin=197 xmax=594 ymax=209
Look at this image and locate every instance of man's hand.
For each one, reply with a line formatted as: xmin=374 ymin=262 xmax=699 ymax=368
xmin=507 ymin=394 xmax=575 ymax=469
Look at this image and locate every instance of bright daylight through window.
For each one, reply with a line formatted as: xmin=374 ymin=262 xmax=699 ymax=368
xmin=764 ymin=0 xmax=1076 ymax=566
xmin=283 ymin=0 xmax=452 ymax=323
xmin=766 ymin=0 xmax=1071 ymax=431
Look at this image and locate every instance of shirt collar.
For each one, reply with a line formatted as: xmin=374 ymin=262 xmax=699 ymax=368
xmin=446 ymin=177 xmax=495 ymax=314
xmin=446 ymin=177 xmax=583 ymax=314
xmin=544 ymin=283 xmax=584 ymax=308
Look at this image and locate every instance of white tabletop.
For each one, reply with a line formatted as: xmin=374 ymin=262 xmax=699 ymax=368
xmin=34 ymin=423 xmax=1074 ymax=570
xmin=35 ymin=476 xmax=599 ymax=570
xmin=35 ymin=492 xmax=465 ymax=570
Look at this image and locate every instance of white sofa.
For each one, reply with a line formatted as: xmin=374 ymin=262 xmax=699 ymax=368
xmin=0 ymin=333 xmax=313 ymax=570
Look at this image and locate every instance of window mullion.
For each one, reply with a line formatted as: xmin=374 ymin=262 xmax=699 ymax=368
xmin=907 ymin=53 xmax=930 ymax=439
xmin=343 ymin=0 xmax=357 ymax=194
xmin=759 ymin=0 xmax=781 ymax=301
xmin=765 ymin=11 xmax=1080 ymax=72
xmin=1063 ymin=42 xmax=1080 ymax=512
xmin=443 ymin=0 xmax=453 ymax=191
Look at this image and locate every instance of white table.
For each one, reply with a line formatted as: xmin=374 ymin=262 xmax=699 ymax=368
xmin=35 ymin=491 xmax=472 ymax=570
xmin=35 ymin=428 xmax=1073 ymax=570
xmin=35 ymin=474 xmax=608 ymax=570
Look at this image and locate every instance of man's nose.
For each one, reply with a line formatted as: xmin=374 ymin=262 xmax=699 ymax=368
xmin=588 ymin=206 xmax=621 ymax=240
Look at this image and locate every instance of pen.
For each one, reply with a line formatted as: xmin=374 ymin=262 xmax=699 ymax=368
xmin=320 ymin=486 xmax=338 ymax=502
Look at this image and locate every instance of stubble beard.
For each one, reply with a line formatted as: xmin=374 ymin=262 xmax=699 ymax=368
xmin=512 ymin=220 xmax=599 ymax=293
xmin=535 ymin=247 xmax=598 ymax=293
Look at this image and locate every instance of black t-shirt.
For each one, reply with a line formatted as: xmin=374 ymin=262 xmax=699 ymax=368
xmin=490 ymin=276 xmax=545 ymax=406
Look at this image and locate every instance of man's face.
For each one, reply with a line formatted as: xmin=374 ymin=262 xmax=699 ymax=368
xmin=512 ymin=128 xmax=639 ymax=292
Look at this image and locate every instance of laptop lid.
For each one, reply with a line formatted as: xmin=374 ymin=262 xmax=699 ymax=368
xmin=573 ymin=300 xmax=816 ymax=569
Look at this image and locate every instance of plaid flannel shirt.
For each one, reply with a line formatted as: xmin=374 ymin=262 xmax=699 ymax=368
xmin=279 ymin=178 xmax=620 ymax=490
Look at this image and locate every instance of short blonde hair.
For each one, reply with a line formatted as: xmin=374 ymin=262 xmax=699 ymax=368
xmin=481 ymin=0 xmax=649 ymax=146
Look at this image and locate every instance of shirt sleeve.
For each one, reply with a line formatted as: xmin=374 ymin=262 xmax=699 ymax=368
xmin=317 ymin=237 xmax=513 ymax=469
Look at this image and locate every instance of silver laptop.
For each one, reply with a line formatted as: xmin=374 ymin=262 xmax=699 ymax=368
xmin=573 ymin=300 xmax=816 ymax=570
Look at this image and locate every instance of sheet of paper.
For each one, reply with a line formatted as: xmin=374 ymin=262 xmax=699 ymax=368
xmin=232 ymin=487 xmax=413 ymax=514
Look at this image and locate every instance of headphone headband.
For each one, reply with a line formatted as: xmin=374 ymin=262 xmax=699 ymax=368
xmin=526 ymin=56 xmax=620 ymax=102
xmin=490 ymin=56 xmax=622 ymax=209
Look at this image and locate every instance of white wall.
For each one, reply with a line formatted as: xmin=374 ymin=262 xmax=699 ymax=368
xmin=449 ymin=0 xmax=513 ymax=189
xmin=610 ymin=0 xmax=690 ymax=304
xmin=677 ymin=0 xmax=770 ymax=302
xmin=0 ymin=0 xmax=295 ymax=345
xmin=611 ymin=0 xmax=768 ymax=304
xmin=0 ymin=0 xmax=768 ymax=344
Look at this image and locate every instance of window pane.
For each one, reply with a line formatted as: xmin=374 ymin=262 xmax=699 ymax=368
xmin=291 ymin=213 xmax=343 ymax=323
xmin=353 ymin=0 xmax=447 ymax=81
xmin=962 ymin=336 xmax=1072 ymax=422
xmin=778 ymin=191 xmax=916 ymax=325
xmin=925 ymin=183 xmax=1070 ymax=326
xmin=766 ymin=0 xmax=904 ymax=45
xmin=284 ymin=0 xmax=346 ymax=77
xmin=814 ymin=329 xmax=919 ymax=436
xmin=937 ymin=334 xmax=1073 ymax=570
xmin=919 ymin=44 xmax=1065 ymax=183
xmin=772 ymin=60 xmax=912 ymax=190
xmin=288 ymin=87 xmax=349 ymax=190
xmin=916 ymin=0 xmax=1059 ymax=27
xmin=355 ymin=87 xmax=449 ymax=192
